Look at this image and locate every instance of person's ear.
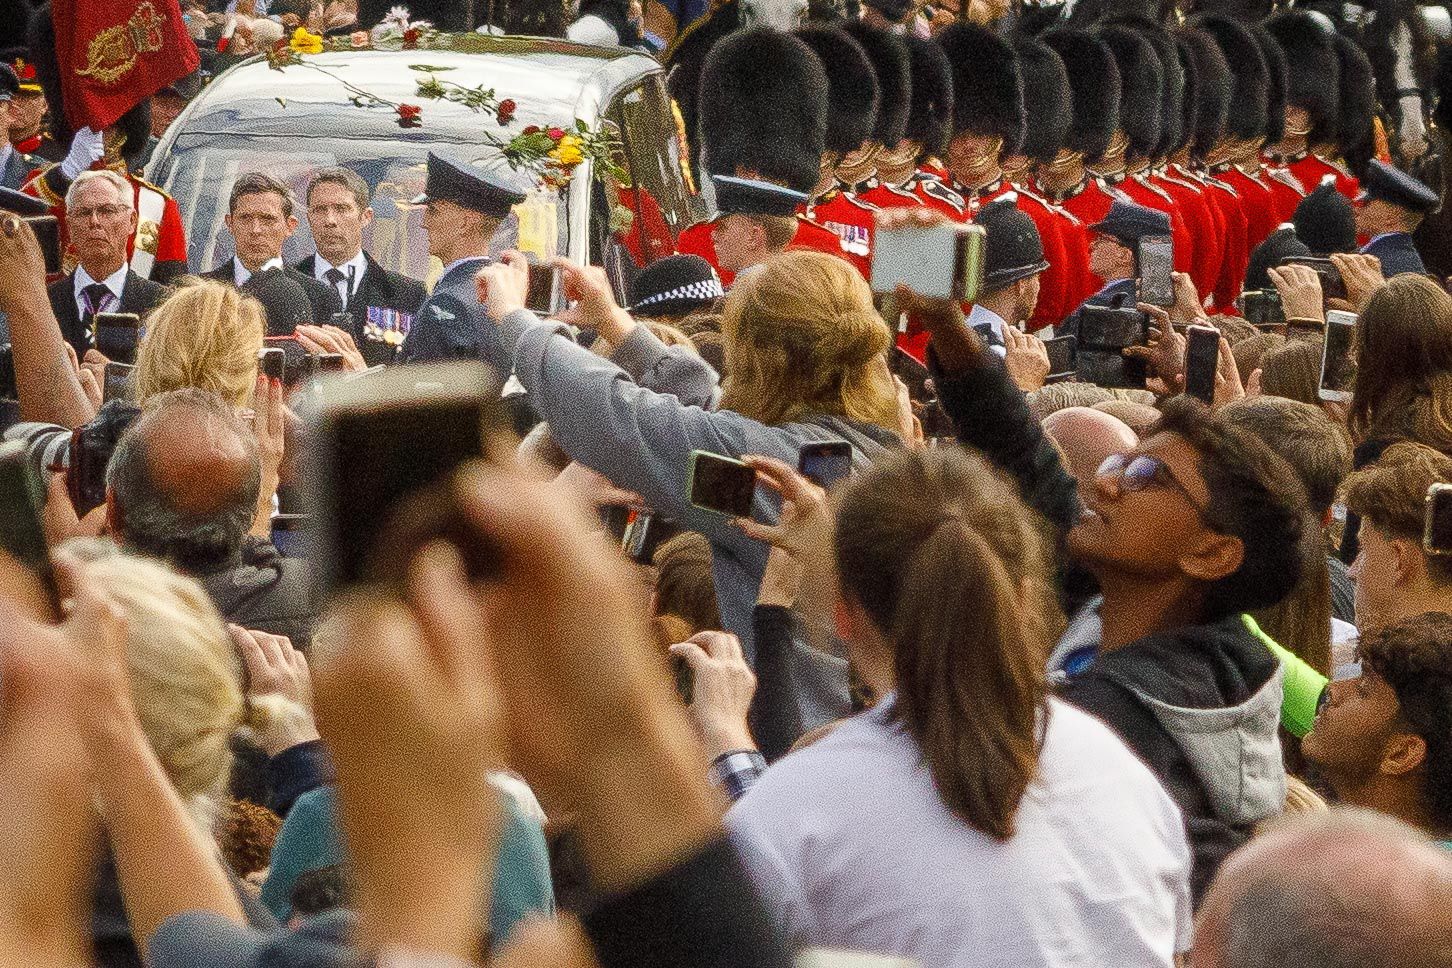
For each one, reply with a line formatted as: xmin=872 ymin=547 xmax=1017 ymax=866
xmin=286 ymin=214 xmax=299 ymax=235
xmin=127 ymin=207 xmax=139 ymax=236
xmin=1380 ymin=730 xmax=1428 ymax=777
xmin=223 ymin=212 xmax=235 ymax=235
xmin=1390 ymin=537 xmax=1426 ymax=589
xmin=360 ymin=205 xmax=374 ymax=229
xmin=1177 ymin=532 xmax=1245 ymax=584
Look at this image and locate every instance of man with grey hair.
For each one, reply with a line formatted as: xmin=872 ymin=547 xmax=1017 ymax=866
xmin=45 ymin=168 xmax=168 ymax=358
xmin=294 ymin=166 xmax=425 ymax=363
xmin=105 ymin=388 xmax=315 ymax=645
xmin=1192 ymin=809 xmax=1452 ymax=968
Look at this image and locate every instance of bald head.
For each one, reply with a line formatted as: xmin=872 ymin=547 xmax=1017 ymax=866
xmin=1194 ymin=809 xmax=1452 ymax=968
xmin=1042 ymin=406 xmax=1138 ymax=487
xmin=106 ymin=389 xmax=261 ymax=573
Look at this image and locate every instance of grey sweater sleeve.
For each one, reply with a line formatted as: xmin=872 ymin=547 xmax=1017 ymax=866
xmin=609 ymin=324 xmax=721 ymax=409
xmin=497 ymin=309 xmax=793 ymax=544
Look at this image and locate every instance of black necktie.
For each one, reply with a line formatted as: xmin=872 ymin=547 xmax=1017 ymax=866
xmin=325 ymin=267 xmax=348 ymax=309
xmin=82 ymin=282 xmax=112 ymax=320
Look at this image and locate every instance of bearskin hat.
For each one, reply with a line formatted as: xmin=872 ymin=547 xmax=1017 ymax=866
xmin=698 ymin=28 xmax=829 ymax=191
xmin=1011 ymin=35 xmax=1071 ymax=162
xmin=1097 ymin=23 xmax=1163 ymax=160
xmin=1177 ymin=27 xmax=1229 ymax=159
xmin=1264 ymin=11 xmax=1341 ymax=147
xmin=902 ymin=34 xmax=954 ymax=157
xmin=1041 ymin=28 xmax=1120 ymax=162
xmin=937 ymin=22 xmax=1025 ymax=150
xmin=1253 ymin=24 xmax=1290 ymax=146
xmin=1194 ymin=14 xmax=1269 ymax=145
xmin=842 ymin=22 xmax=911 ymax=148
xmin=1106 ymin=18 xmax=1184 ymax=160
xmin=794 ymin=27 xmax=879 ymax=156
xmin=1333 ymin=32 xmax=1376 ymax=156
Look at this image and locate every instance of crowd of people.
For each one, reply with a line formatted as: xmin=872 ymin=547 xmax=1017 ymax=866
xmin=2 ymin=0 xmax=1452 ymax=965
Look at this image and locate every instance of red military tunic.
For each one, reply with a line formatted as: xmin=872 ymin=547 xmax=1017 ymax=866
xmin=910 ymin=171 xmax=970 ymax=220
xmin=1191 ymin=171 xmax=1249 ymax=311
xmin=23 ymin=164 xmax=188 ymax=283
xmin=1288 ymin=152 xmax=1359 ymax=204
xmin=1216 ymin=163 xmax=1280 ymax=254
xmin=1155 ymin=167 xmax=1222 ymax=302
xmin=857 ymin=177 xmax=925 ymax=212
xmin=1036 ymin=175 xmax=1121 ymax=229
xmin=805 ymin=187 xmax=877 ymax=279
xmin=1119 ymin=172 xmax=1195 ymax=280
xmin=1261 ymin=159 xmax=1308 ymax=225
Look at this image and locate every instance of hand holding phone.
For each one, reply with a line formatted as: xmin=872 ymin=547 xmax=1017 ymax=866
xmin=687 ymin=451 xmax=757 ymax=517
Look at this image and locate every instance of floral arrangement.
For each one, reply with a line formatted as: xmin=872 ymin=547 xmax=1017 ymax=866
xmin=263 ymin=11 xmax=626 ymax=193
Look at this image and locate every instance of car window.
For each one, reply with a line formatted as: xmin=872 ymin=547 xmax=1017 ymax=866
xmin=156 ymin=133 xmax=574 ymax=288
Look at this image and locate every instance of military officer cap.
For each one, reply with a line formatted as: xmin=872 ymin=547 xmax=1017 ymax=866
xmin=1089 ymin=199 xmax=1172 ymax=247
xmin=411 ymin=153 xmax=528 ymax=218
xmin=711 ymin=175 xmax=808 ymax=218
xmin=1359 ymin=160 xmax=1441 ymax=216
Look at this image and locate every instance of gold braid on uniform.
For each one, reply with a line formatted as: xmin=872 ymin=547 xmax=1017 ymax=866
xmin=662 ymin=0 xmax=737 ymax=61
xmin=32 ymin=164 xmax=68 ymax=207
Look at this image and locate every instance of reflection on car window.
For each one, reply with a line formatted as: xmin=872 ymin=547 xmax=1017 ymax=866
xmin=158 ymin=135 xmax=571 ymax=283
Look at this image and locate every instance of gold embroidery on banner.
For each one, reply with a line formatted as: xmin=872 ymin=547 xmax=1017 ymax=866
xmin=135 ymin=219 xmax=160 ymax=255
xmin=75 ymin=2 xmax=167 ymax=86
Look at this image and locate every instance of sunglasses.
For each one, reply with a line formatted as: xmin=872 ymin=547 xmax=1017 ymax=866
xmin=1095 ymin=452 xmax=1207 ymax=513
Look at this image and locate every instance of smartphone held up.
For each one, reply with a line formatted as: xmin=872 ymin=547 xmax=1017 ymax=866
xmin=870 ymin=218 xmax=985 ymax=303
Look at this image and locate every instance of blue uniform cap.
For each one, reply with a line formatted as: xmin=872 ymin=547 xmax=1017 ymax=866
xmin=711 ymin=175 xmax=809 ymax=218
xmin=411 ymin=153 xmax=528 ymax=218
xmin=1358 ymin=159 xmax=1440 ymax=215
xmin=1088 ymin=198 xmax=1172 ymax=246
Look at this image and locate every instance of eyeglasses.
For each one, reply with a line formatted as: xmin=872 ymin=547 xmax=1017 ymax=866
xmin=68 ymin=203 xmax=129 ymax=221
xmin=1095 ymin=452 xmax=1207 ymax=513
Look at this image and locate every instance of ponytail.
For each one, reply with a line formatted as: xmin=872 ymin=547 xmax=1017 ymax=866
xmin=835 ymin=450 xmax=1060 ymax=839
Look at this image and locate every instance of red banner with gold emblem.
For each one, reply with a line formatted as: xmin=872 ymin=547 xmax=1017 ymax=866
xmin=50 ymin=0 xmax=200 ymax=131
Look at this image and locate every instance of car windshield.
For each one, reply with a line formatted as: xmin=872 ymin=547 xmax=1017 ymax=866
xmin=148 ymin=43 xmax=647 ymax=279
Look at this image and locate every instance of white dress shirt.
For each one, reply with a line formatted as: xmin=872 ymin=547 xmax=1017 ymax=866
xmin=74 ymin=262 xmax=129 ymax=320
xmin=233 ymin=256 xmax=283 ymax=287
xmin=966 ymin=302 xmax=1010 ymax=358
xmin=313 ymin=250 xmax=367 ymax=307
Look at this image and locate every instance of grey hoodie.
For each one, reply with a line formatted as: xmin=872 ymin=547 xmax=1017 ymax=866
xmin=498 ymin=310 xmax=897 ymax=726
xmin=1059 ymin=613 xmax=1287 ymax=903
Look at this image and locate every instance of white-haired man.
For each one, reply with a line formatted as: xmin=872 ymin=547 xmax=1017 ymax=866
xmin=45 ymin=169 xmax=168 ymax=357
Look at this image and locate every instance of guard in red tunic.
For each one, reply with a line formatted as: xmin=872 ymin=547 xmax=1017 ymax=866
xmin=1264 ymin=12 xmax=1355 ymax=211
xmin=1005 ymin=34 xmax=1097 ymax=320
xmin=1033 ymin=30 xmax=1126 ymax=230
xmin=857 ymin=35 xmax=953 ymax=216
xmin=937 ymin=23 xmax=1078 ymax=331
xmin=1093 ymin=25 xmax=1195 ymax=286
xmin=2 ymin=54 xmax=65 ymax=163
xmin=674 ymin=28 xmax=836 ymax=286
xmin=1211 ymin=21 xmax=1286 ymax=255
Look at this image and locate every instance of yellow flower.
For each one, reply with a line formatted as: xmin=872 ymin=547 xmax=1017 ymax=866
xmin=290 ymin=27 xmax=324 ymax=54
xmin=550 ymin=135 xmax=585 ymax=167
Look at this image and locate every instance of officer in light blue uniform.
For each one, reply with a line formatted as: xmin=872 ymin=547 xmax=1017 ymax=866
xmin=397 ymin=153 xmax=528 ymax=368
xmin=1355 ymin=159 xmax=1439 ymax=279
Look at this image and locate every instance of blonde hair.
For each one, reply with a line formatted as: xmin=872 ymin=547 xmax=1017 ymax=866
xmin=135 ymin=279 xmax=264 ymax=409
xmin=719 ymin=250 xmax=898 ymax=430
xmin=63 ymin=541 xmax=294 ymax=828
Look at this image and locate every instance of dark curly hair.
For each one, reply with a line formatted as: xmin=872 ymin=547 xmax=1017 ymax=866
xmin=1358 ymin=612 xmax=1452 ymax=832
xmin=1151 ymin=396 xmax=1314 ymax=621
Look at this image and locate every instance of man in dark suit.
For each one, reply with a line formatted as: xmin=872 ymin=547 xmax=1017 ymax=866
xmin=203 ymin=172 xmax=341 ymax=325
xmin=1356 ymin=159 xmax=1439 ymax=278
xmin=46 ymin=169 xmax=168 ymax=357
xmin=295 ymin=167 xmax=426 ymax=364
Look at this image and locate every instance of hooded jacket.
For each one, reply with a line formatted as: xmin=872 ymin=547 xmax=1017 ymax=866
xmin=1059 ymin=614 xmax=1286 ymax=902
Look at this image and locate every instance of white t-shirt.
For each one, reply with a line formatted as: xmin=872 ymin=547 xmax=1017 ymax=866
xmin=727 ymin=697 xmax=1193 ymax=967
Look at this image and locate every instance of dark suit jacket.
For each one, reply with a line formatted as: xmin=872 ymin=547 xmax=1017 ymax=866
xmin=46 ymin=269 xmax=169 ymax=359
xmin=1360 ymin=231 xmax=1427 ymax=278
xmin=202 ymin=260 xmax=344 ymax=327
xmin=293 ymin=253 xmax=427 ymax=364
